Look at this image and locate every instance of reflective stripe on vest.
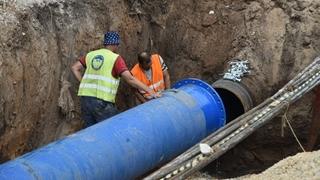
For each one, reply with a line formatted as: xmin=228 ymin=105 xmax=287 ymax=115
xmin=83 ymin=74 xmax=119 ymax=85
xmin=79 ymin=83 xmax=117 ymax=95
xmin=139 ymin=79 xmax=165 ymax=94
xmin=131 ymin=54 xmax=165 ymax=98
xmin=78 ymin=49 xmax=120 ymax=103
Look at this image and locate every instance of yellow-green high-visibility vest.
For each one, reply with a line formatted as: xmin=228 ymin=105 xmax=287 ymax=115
xmin=78 ymin=48 xmax=120 ymax=103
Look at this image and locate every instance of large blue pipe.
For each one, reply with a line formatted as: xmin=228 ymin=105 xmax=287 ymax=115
xmin=0 ymin=78 xmax=225 ymax=180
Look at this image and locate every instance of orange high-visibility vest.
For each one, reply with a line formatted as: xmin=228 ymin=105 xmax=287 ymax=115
xmin=131 ymin=54 xmax=165 ymax=98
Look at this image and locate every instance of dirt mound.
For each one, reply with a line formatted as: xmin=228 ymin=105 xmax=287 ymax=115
xmin=242 ymin=150 xmax=320 ymax=179
xmin=189 ymin=150 xmax=320 ymax=179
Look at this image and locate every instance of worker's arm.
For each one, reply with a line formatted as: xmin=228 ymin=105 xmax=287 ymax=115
xmin=134 ymin=90 xmax=147 ymax=103
xmin=121 ymin=70 xmax=159 ymax=98
xmin=163 ymin=70 xmax=171 ymax=89
xmin=71 ymin=61 xmax=84 ymax=82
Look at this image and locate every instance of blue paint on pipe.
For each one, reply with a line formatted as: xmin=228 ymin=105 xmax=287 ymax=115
xmin=0 ymin=78 xmax=226 ymax=180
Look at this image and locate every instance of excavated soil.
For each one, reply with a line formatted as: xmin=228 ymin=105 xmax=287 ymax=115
xmin=189 ymin=150 xmax=320 ymax=179
xmin=243 ymin=150 xmax=320 ymax=180
xmin=1 ymin=0 xmax=320 ymax=178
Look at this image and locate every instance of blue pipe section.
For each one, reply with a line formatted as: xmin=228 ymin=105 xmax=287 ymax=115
xmin=0 ymin=78 xmax=226 ymax=180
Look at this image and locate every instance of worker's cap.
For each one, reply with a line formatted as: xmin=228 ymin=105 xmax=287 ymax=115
xmin=104 ymin=31 xmax=120 ymax=46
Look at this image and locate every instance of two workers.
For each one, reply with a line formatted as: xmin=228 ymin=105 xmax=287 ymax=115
xmin=71 ymin=31 xmax=170 ymax=127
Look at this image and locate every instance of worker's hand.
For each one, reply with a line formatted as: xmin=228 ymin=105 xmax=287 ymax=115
xmin=153 ymin=92 xmax=162 ymax=98
xmin=147 ymin=90 xmax=162 ymax=99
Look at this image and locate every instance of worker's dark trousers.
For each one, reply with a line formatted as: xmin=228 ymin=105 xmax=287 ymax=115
xmin=80 ymin=96 xmax=118 ymax=128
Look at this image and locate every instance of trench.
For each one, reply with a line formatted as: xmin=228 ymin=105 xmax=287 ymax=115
xmin=1 ymin=0 xmax=319 ymax=179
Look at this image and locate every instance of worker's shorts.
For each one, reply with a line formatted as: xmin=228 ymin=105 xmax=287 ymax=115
xmin=80 ymin=96 xmax=118 ymax=128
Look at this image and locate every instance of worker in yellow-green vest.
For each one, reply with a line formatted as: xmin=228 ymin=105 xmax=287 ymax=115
xmin=71 ymin=31 xmax=159 ymax=128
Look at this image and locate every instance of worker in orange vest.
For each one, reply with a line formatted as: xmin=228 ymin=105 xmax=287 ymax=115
xmin=131 ymin=52 xmax=171 ymax=104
